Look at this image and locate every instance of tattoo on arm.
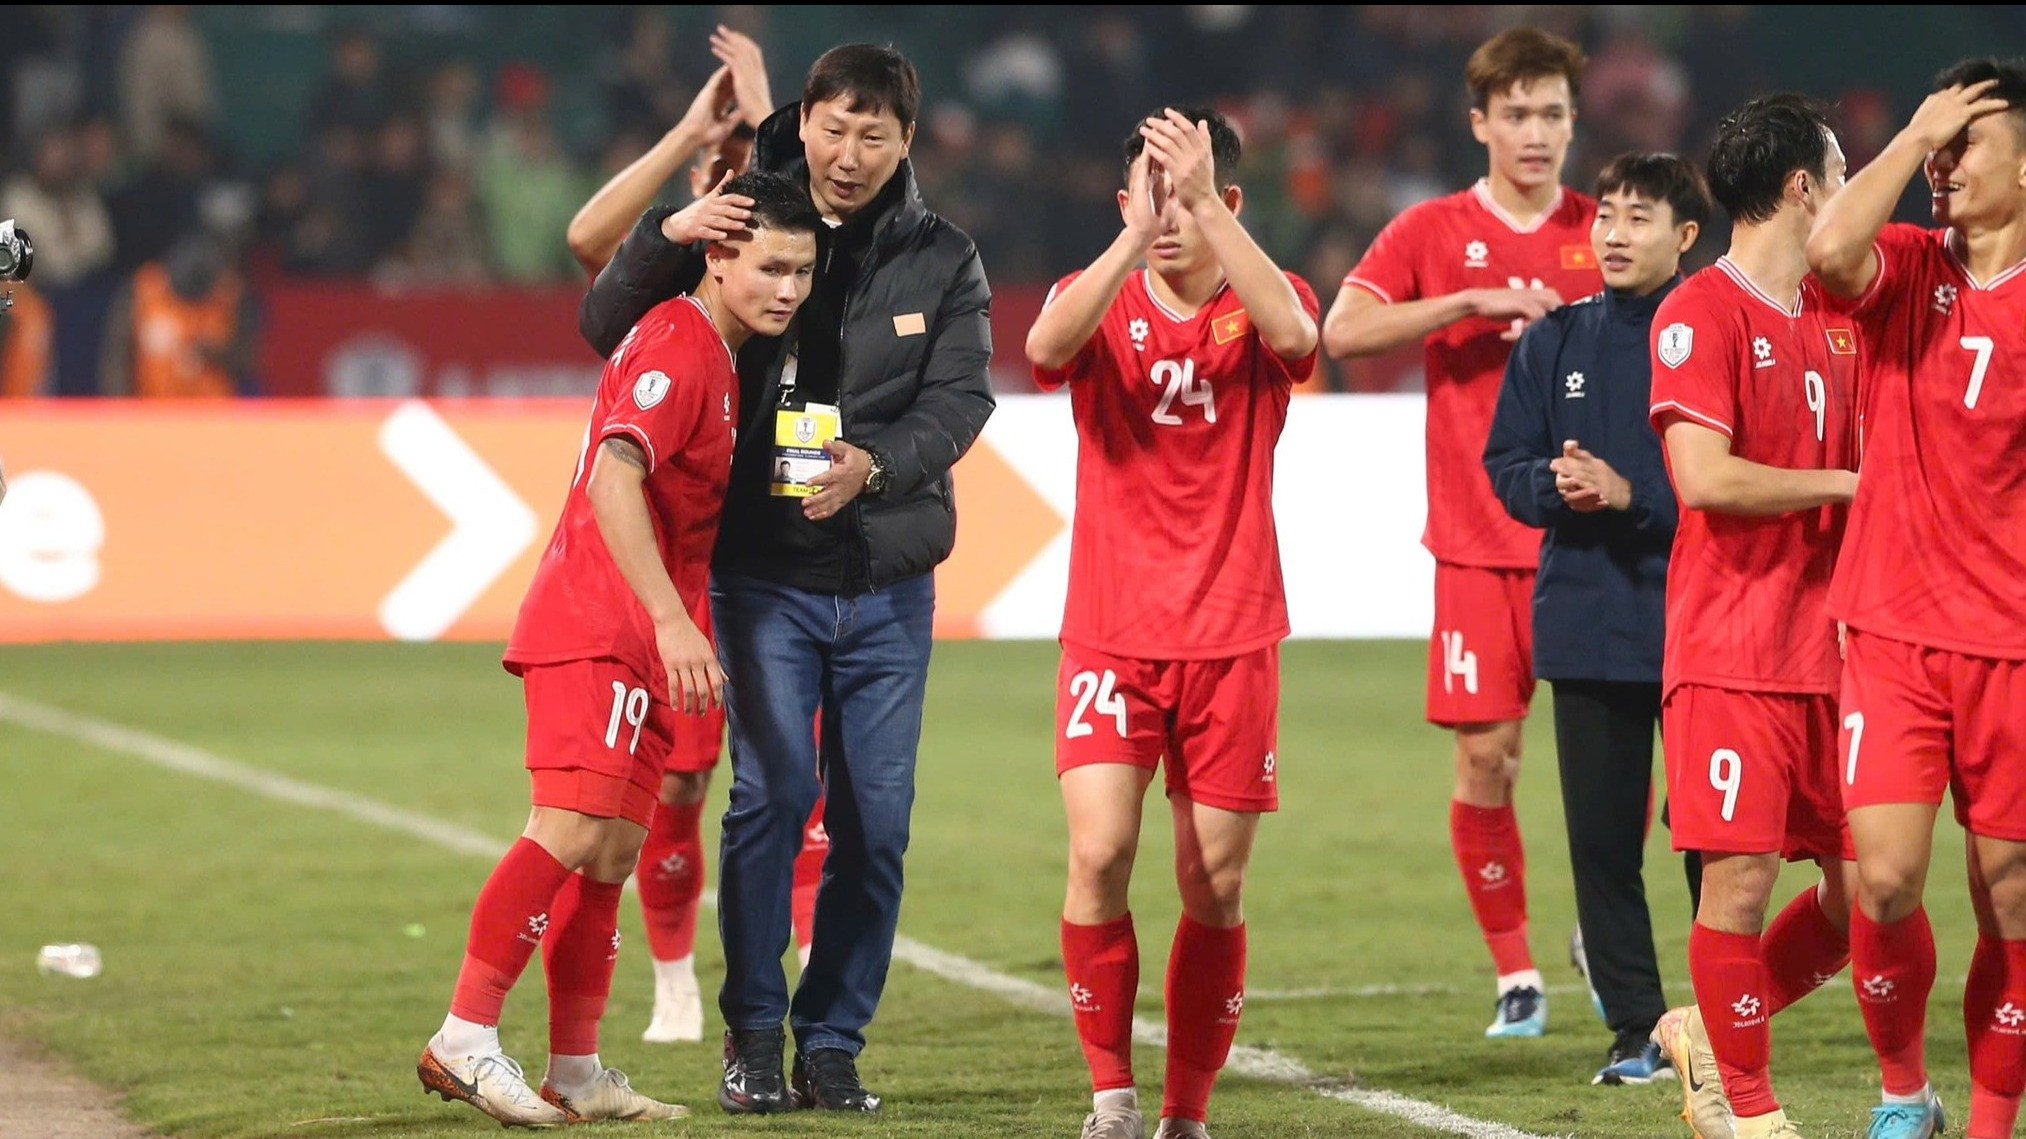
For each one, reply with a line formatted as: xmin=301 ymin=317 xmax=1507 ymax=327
xmin=601 ymin=436 xmax=648 ymax=471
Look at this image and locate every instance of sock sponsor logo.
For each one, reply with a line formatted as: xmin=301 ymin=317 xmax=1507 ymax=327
xmin=1996 ymin=1001 xmax=2026 ymax=1034
xmin=1860 ymin=974 xmax=1896 ymax=1001
xmin=519 ymin=911 xmax=550 ymax=945
xmin=607 ymin=930 xmax=622 ymax=963
xmin=1728 ymin=993 xmax=1764 ymax=1027
xmin=654 ymin=852 xmax=689 ymax=880
xmin=1221 ymin=991 xmax=1246 ymax=1024
xmin=1069 ymin=982 xmax=1099 ymax=1014
xmin=1477 ymin=861 xmax=1510 ymax=887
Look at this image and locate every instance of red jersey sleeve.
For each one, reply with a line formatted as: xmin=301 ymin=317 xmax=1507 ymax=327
xmin=1649 ymin=288 xmax=1738 ymax=438
xmin=1261 ymin=272 xmax=1323 ymax=386
xmin=1343 ymin=206 xmax=1426 ymax=303
xmin=1848 ymin=223 xmax=1933 ymax=318
xmin=595 ymin=331 xmax=711 ymax=472
xmin=1032 ymin=271 xmax=1118 ymax=392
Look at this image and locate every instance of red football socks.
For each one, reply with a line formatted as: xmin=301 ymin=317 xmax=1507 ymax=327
xmin=450 ymin=838 xmax=574 ymax=1026
xmin=638 ymin=799 xmax=705 ymax=961
xmin=793 ymin=800 xmax=829 ymax=952
xmin=542 ymin=874 xmax=625 ymax=1056
xmin=1763 ymin=885 xmax=1851 ymax=1015
xmin=1450 ymin=801 xmax=1532 ymax=974
xmin=1163 ymin=916 xmax=1246 ymax=1124
xmin=1851 ymin=906 xmax=1936 ymax=1097
xmin=1964 ymin=935 xmax=2026 ymax=1138
xmin=1689 ymin=923 xmax=1777 ymax=1119
xmin=1062 ymin=915 xmax=1139 ymax=1092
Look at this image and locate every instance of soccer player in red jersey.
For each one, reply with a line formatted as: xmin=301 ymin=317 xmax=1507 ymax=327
xmin=562 ymin=33 xmax=831 ymax=1045
xmin=1322 ymin=27 xmax=1601 ymax=1036
xmin=415 ymin=172 xmax=819 ymax=1128
xmin=1645 ymin=94 xmax=1863 ymax=1139
xmin=1806 ymin=58 xmax=2026 ymax=1139
xmin=1025 ymin=106 xmax=1318 ymax=1139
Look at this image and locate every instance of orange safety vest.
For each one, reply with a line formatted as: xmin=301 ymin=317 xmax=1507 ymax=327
xmin=133 ymin=262 xmax=240 ymax=398
xmin=0 ymin=284 xmax=52 ymax=397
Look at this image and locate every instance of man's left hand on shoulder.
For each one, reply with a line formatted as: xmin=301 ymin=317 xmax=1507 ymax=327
xmin=804 ymin=440 xmax=882 ymax=521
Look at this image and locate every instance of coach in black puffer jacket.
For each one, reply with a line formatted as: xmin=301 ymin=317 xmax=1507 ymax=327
xmin=579 ymin=45 xmax=992 ymax=1109
xmin=579 ymin=106 xmax=993 ymax=596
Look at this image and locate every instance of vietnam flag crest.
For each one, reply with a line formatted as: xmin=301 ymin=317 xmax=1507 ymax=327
xmin=1825 ymin=327 xmax=1857 ymax=355
xmin=1212 ymin=310 xmax=1250 ymax=345
xmin=1561 ymin=244 xmax=1598 ymax=271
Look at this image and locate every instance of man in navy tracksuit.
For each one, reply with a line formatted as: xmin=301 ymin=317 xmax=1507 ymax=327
xmin=1483 ymin=152 xmax=1711 ymax=1085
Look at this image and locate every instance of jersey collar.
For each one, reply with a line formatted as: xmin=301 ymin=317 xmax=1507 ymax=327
xmin=1943 ymin=228 xmax=2026 ymax=290
xmin=682 ymin=294 xmax=736 ymax=367
xmin=1715 ymin=257 xmax=1803 ymax=318
xmin=1139 ymin=269 xmax=1229 ymax=323
xmin=1470 ymin=178 xmax=1564 ymax=235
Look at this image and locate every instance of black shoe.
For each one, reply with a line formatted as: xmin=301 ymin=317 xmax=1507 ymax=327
xmin=1592 ymin=1025 xmax=1672 ymax=1086
xmin=791 ymin=1047 xmax=883 ymax=1113
xmin=719 ymin=1027 xmax=790 ymax=1114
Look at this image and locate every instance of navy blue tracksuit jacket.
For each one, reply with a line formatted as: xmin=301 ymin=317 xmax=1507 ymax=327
xmin=1482 ymin=282 xmax=1680 ymax=683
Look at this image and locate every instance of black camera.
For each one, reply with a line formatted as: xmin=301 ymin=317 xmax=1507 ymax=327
xmin=0 ymin=219 xmax=32 ymax=283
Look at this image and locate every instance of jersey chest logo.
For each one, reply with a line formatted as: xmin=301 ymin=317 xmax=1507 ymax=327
xmin=1933 ymin=284 xmax=1959 ymax=315
xmin=1464 ymin=240 xmax=1489 ymax=269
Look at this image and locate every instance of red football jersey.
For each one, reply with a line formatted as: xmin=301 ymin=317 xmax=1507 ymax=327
xmin=1830 ymin=224 xmax=2026 ymax=659
xmin=1345 ymin=180 xmax=1601 ymax=568
xmin=1648 ymin=260 xmax=1860 ymax=695
xmin=1034 ymin=269 xmax=1319 ymax=659
xmin=506 ymin=295 xmax=739 ymax=680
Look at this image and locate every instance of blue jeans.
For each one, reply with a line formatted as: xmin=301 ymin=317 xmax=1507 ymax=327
xmin=711 ymin=570 xmax=936 ymax=1056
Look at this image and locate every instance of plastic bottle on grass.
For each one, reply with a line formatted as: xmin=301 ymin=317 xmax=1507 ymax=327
xmin=36 ymin=943 xmax=101 ymax=978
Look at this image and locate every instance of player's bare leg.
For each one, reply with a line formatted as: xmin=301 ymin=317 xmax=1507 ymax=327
xmin=1961 ymin=834 xmax=2026 ymax=1139
xmin=1157 ymin=794 xmax=1260 ymax=1139
xmin=641 ymin=770 xmax=712 ymax=1043
xmin=1062 ymin=764 xmax=1155 ymax=1139
xmin=1451 ymin=719 xmax=1541 ymax=1035
xmin=1848 ymin=803 xmax=1946 ymax=1138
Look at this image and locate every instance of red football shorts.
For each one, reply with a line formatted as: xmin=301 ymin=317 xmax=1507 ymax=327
xmin=1663 ymin=684 xmax=1852 ymax=861
xmin=1426 ymin=562 xmax=1536 ymax=726
xmin=522 ymin=657 xmax=677 ymax=828
xmin=1840 ymin=629 xmax=2026 ymax=841
xmin=1054 ymin=643 xmax=1280 ymax=814
xmin=667 ymin=704 xmax=725 ymax=774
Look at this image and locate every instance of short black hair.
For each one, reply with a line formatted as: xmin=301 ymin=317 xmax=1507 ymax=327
xmin=1934 ymin=56 xmax=2026 ymax=144
xmin=803 ymin=44 xmax=921 ymax=132
xmin=1705 ymin=94 xmax=1834 ymax=225
xmin=1122 ymin=106 xmax=1242 ymax=190
xmin=724 ymin=171 xmax=822 ymax=238
xmin=1594 ymin=151 xmax=1712 ymax=230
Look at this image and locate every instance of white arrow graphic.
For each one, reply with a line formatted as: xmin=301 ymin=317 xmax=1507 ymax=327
xmin=377 ymin=402 xmax=538 ymax=641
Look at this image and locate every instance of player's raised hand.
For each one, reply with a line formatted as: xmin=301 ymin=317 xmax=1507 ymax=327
xmin=661 ymin=169 xmax=755 ymax=245
xmin=675 ymin=64 xmax=740 ymax=149
xmin=656 ymin=615 xmax=726 ymax=716
xmin=1138 ymin=109 xmax=1218 ymax=212
xmin=1121 ymin=150 xmax=1167 ymax=244
xmin=1905 ymin=78 xmax=2010 ymax=151
xmin=710 ymin=25 xmax=774 ymax=130
xmin=1469 ymin=286 xmax=1565 ymax=341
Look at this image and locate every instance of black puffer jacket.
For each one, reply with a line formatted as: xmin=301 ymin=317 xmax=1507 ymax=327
xmin=580 ymin=104 xmax=995 ymax=595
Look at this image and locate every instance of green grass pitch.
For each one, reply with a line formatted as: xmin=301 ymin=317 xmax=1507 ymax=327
xmin=0 ymin=641 xmax=1983 ymax=1137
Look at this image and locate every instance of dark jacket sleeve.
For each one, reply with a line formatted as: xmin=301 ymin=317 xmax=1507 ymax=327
xmin=578 ymin=207 xmax=706 ymax=359
xmin=1623 ymin=456 xmax=1678 ymax=537
xmin=1483 ymin=321 xmax=1572 ymax=529
xmin=859 ymin=243 xmax=996 ymax=498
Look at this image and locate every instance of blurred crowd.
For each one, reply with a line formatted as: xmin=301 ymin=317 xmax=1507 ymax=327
xmin=0 ymin=5 xmax=2013 ymax=396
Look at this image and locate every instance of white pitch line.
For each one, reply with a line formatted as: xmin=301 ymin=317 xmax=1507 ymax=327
xmin=0 ymin=690 xmax=1561 ymax=1139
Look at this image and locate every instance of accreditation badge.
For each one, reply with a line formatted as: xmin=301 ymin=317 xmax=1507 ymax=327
xmin=770 ymin=401 xmax=840 ymax=498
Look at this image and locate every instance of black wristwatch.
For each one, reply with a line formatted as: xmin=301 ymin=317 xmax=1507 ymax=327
xmin=862 ymin=445 xmax=891 ymax=497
